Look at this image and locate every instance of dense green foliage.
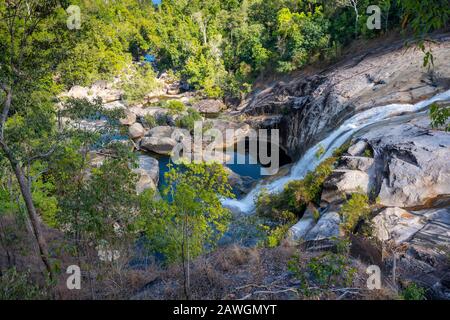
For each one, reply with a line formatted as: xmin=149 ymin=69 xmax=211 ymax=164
xmin=339 ymin=192 xmax=371 ymax=233
xmin=138 ymin=161 xmax=233 ymax=264
xmin=401 ymin=283 xmax=426 ymax=300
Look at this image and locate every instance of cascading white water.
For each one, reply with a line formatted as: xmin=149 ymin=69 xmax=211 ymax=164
xmin=222 ymin=89 xmax=450 ymax=214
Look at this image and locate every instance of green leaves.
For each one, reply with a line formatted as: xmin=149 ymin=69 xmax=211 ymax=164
xmin=139 ymin=161 xmax=234 ymax=264
xmin=430 ymin=103 xmax=450 ymax=132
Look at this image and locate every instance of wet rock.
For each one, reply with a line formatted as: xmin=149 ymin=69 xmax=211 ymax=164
xmin=225 ymin=168 xmax=255 ymax=197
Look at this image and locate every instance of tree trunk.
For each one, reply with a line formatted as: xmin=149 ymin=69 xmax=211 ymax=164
xmin=10 ymin=157 xmax=53 ymax=278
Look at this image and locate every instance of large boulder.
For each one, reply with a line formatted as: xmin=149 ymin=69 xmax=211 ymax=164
xmin=361 ymin=116 xmax=450 ymax=209
xmin=133 ymin=155 xmax=159 ymax=194
xmin=321 ymin=169 xmax=370 ymax=204
xmin=337 ymin=156 xmax=374 ymax=172
xmin=193 ymin=99 xmax=225 ymax=114
xmin=225 ymin=168 xmax=255 ymax=197
xmin=372 ymin=207 xmax=425 ymax=244
xmin=120 ymin=110 xmax=137 ymax=126
xmin=129 ymin=123 xmax=146 ymax=139
xmin=137 ymin=155 xmax=159 ymax=185
xmin=287 ymin=204 xmax=318 ymax=244
xmin=205 ymin=119 xmax=252 ymax=149
xmin=304 ymin=211 xmax=341 ymax=242
xmin=140 ymin=126 xmax=190 ymax=155
xmin=347 ymin=140 xmax=368 ymax=156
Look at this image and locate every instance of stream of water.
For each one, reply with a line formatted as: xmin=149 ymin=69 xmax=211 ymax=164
xmin=222 ymin=89 xmax=450 ymax=214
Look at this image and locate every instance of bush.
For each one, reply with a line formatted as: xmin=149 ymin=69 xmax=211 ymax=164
xmin=256 ymin=157 xmax=336 ymax=220
xmin=339 ymin=193 xmax=371 ymax=233
xmin=175 ymin=108 xmax=203 ymax=131
xmin=401 ymin=283 xmax=426 ymax=300
xmin=121 ymin=65 xmax=159 ymax=105
xmin=288 ymin=238 xmax=356 ymax=293
xmin=256 ymin=158 xmax=336 ymax=247
xmin=144 ymin=114 xmax=157 ymax=128
xmin=0 ymin=268 xmax=48 ymax=300
xmin=165 ymin=100 xmax=186 ymax=115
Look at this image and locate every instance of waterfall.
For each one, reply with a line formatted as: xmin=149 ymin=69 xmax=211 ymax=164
xmin=222 ymin=89 xmax=450 ymax=214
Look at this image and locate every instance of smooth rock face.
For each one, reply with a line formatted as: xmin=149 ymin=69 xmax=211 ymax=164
xmin=372 ymin=207 xmax=425 ymax=244
xmin=206 ymin=119 xmax=252 ymax=149
xmin=137 ymin=155 xmax=159 ymax=185
xmin=287 ymin=204 xmax=318 ymax=243
xmin=321 ymin=169 xmax=369 ymax=204
xmin=239 ymin=40 xmax=450 ymax=159
xmin=337 ymin=156 xmax=374 ymax=172
xmin=193 ymin=99 xmax=225 ymax=114
xmin=129 ymin=123 xmax=146 ymax=139
xmin=361 ymin=116 xmax=450 ymax=209
xmin=304 ymin=211 xmax=341 ymax=242
xmin=140 ymin=126 xmax=190 ymax=155
xmin=120 ymin=110 xmax=137 ymax=125
xmin=347 ymin=141 xmax=368 ymax=157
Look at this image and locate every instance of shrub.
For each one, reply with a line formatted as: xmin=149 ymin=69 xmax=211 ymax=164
xmin=332 ymin=141 xmax=352 ymax=158
xmin=339 ymin=193 xmax=371 ymax=233
xmin=288 ymin=238 xmax=356 ymax=292
xmin=256 ymin=157 xmax=336 ymax=220
xmin=175 ymin=108 xmax=202 ymax=132
xmin=401 ymin=283 xmax=426 ymax=300
xmin=165 ymin=100 xmax=186 ymax=115
xmin=121 ymin=65 xmax=159 ymax=105
xmin=0 ymin=268 xmax=48 ymax=300
xmin=144 ymin=114 xmax=157 ymax=128
xmin=256 ymin=158 xmax=336 ymax=248
xmin=315 ymin=144 xmax=325 ymax=159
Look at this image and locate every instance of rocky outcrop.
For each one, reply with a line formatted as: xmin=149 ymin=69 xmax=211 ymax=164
xmin=321 ymin=170 xmax=370 ymax=204
xmin=372 ymin=207 xmax=425 ymax=244
xmin=337 ymin=156 xmax=374 ymax=172
xmin=238 ymin=38 xmax=450 ymax=160
xmin=206 ymin=119 xmax=252 ymax=149
xmin=286 ymin=204 xmax=318 ymax=244
xmin=129 ymin=123 xmax=146 ymax=139
xmin=64 ymin=81 xmax=122 ymax=103
xmin=133 ymin=155 xmax=159 ymax=194
xmin=304 ymin=211 xmax=341 ymax=242
xmin=361 ymin=116 xmax=450 ymax=209
xmin=193 ymin=99 xmax=225 ymax=114
xmin=140 ymin=126 xmax=190 ymax=155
